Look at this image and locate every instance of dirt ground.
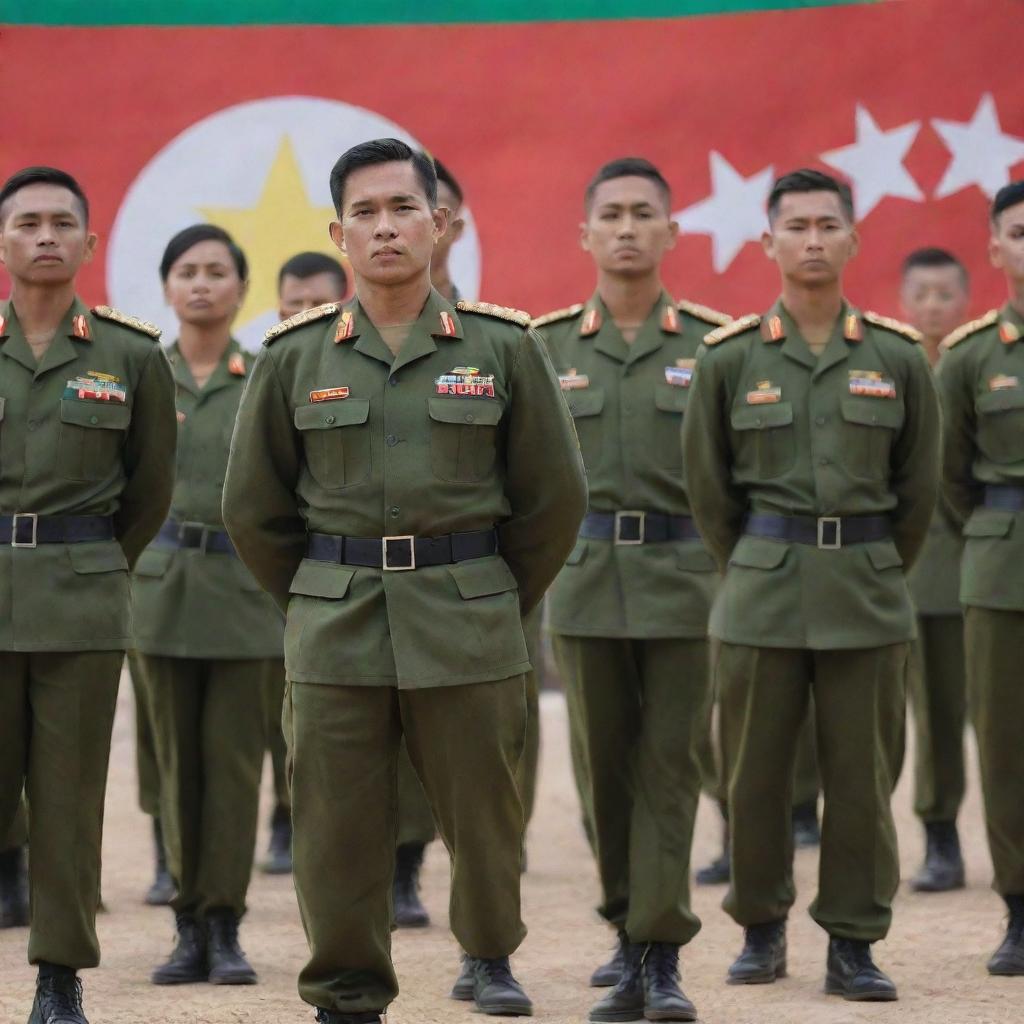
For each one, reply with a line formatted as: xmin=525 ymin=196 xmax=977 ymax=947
xmin=2 ymin=678 xmax=1021 ymax=1024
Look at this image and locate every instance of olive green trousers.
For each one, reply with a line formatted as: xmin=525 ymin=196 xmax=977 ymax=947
xmin=718 ymin=642 xmax=907 ymax=941
xmin=553 ymin=635 xmax=710 ymax=945
xmin=127 ymin=651 xmax=160 ymax=818
xmin=285 ymin=676 xmax=527 ymax=1012
xmin=0 ymin=650 xmax=121 ymax=968
xmin=1 ymin=797 xmax=28 ymax=850
xmin=263 ymin=665 xmax=290 ymax=812
xmin=965 ymin=608 xmax=1024 ymax=896
xmin=142 ymin=655 xmax=275 ymax=920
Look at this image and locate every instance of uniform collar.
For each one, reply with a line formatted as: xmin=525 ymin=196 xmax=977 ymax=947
xmin=168 ymin=337 xmax=245 ymax=398
xmin=763 ymin=298 xmax=861 ymax=376
xmin=581 ymin=289 xmax=680 ymax=365
xmin=999 ymin=303 xmax=1024 ymax=344
xmin=0 ymin=296 xmax=91 ymax=377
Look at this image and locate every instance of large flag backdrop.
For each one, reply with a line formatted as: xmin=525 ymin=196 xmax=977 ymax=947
xmin=3 ymin=0 xmax=1022 ymax=347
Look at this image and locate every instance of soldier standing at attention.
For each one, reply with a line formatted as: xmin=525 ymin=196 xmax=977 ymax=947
xmin=534 ymin=157 xmax=729 ymax=1023
xmin=223 ymin=138 xmax=586 ymax=1023
xmin=683 ymin=169 xmax=939 ymax=1002
xmin=937 ymin=179 xmax=1024 ymax=977
xmin=897 ymin=248 xmax=972 ymax=893
xmin=0 ymin=166 xmax=176 ymax=1024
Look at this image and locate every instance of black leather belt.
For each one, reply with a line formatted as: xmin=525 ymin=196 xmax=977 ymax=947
xmin=157 ymin=519 xmax=237 ymax=555
xmin=306 ymin=528 xmax=498 ymax=571
xmin=0 ymin=513 xmax=114 ymax=548
xmin=745 ymin=513 xmax=891 ymax=549
xmin=579 ymin=511 xmax=701 ymax=545
xmin=983 ymin=485 xmax=1024 ymax=511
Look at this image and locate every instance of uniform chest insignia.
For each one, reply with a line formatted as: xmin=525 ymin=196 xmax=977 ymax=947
xmin=849 ymin=370 xmax=896 ymax=398
xmin=989 ymin=374 xmax=1020 ymax=391
xmin=559 ymin=368 xmax=590 ymax=391
xmin=72 ymin=314 xmax=91 ymax=341
xmin=661 ymin=305 xmax=680 ymax=333
xmin=65 ymin=374 xmax=127 ymax=403
xmin=436 ymin=366 xmax=496 ymax=398
xmin=334 ymin=310 xmax=355 ymax=344
xmin=665 ymin=358 xmax=695 ymax=388
xmin=580 ymin=309 xmax=602 ymax=337
xmin=310 ymin=387 xmax=350 ymax=403
xmin=438 ymin=310 xmax=457 ymax=337
xmin=228 ymin=353 xmax=247 ymax=376
xmin=746 ymin=381 xmax=781 ymax=404
xmin=844 ymin=313 xmax=863 ymax=342
xmin=1000 ymin=320 xmax=1021 ymax=344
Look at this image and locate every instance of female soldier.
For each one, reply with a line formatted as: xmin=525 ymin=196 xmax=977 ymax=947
xmin=134 ymin=225 xmax=285 ymax=986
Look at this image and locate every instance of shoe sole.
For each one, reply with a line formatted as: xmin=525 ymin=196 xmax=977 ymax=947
xmin=589 ymin=974 xmax=622 ymax=989
xmin=209 ymin=973 xmax=258 ymax=986
xmin=395 ymin=917 xmax=431 ymax=928
xmin=474 ymin=1003 xmax=534 ymax=1016
xmin=589 ymin=1011 xmax=644 ymax=1023
xmin=451 ymin=985 xmax=475 ymax=1001
xmin=726 ymin=964 xmax=786 ymax=986
xmin=644 ymin=1008 xmax=697 ymax=1021
xmin=908 ymin=880 xmax=966 ymax=893
xmin=824 ymin=979 xmax=897 ymax=1001
xmin=151 ymin=973 xmax=209 ymax=985
xmin=988 ymin=965 xmax=1024 ymax=977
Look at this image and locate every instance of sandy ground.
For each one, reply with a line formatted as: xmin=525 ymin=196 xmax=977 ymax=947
xmin=2 ymin=677 xmax=1021 ymax=1024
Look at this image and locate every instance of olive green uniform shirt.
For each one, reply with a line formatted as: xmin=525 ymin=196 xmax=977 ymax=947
xmin=535 ymin=292 xmax=726 ymax=638
xmin=132 ymin=339 xmax=285 ymax=659
xmin=682 ymin=300 xmax=940 ymax=650
xmin=223 ymin=289 xmax=587 ymax=689
xmin=937 ymin=303 xmax=1024 ymax=612
xmin=0 ymin=298 xmax=176 ymax=652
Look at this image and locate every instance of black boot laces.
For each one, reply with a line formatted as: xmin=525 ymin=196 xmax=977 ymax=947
xmin=38 ymin=976 xmax=85 ymax=1023
xmin=477 ymin=956 xmax=516 ymax=986
xmin=644 ymin=943 xmax=680 ymax=986
xmin=835 ymin=938 xmax=874 ymax=972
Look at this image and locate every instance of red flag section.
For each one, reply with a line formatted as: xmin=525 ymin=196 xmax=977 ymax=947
xmin=2 ymin=0 xmax=1021 ymax=344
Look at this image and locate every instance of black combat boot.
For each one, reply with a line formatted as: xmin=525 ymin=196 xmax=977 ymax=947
xmin=206 ymin=907 xmax=257 ymax=985
xmin=0 ymin=843 xmax=29 ymax=928
xmin=590 ymin=930 xmax=628 ymax=987
xmin=824 ymin=937 xmax=897 ymax=1001
xmin=467 ymin=956 xmax=533 ymax=1016
xmin=144 ymin=818 xmax=176 ymax=906
xmin=314 ymin=1011 xmax=382 ymax=1024
xmin=791 ymin=800 xmax=821 ymax=849
xmin=988 ymin=894 xmax=1024 ymax=976
xmin=262 ymin=804 xmax=293 ymax=875
xmin=695 ymin=804 xmax=730 ymax=885
xmin=589 ymin=940 xmax=645 ymax=1022
xmin=642 ymin=943 xmax=697 ymax=1022
xmin=727 ymin=920 xmax=787 ymax=984
xmin=29 ymin=964 xmax=87 ymax=1024
xmin=151 ymin=913 xmax=208 ymax=985
xmin=909 ymin=821 xmax=965 ymax=893
xmin=450 ymin=952 xmax=476 ymax=1000
xmin=393 ymin=842 xmax=430 ymax=927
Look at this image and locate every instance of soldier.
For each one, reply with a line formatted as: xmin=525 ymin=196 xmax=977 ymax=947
xmin=898 ymin=247 xmax=971 ymax=893
xmin=0 ymin=166 xmax=176 ymax=1024
xmin=534 ymin=157 xmax=727 ymax=1023
xmin=683 ymin=168 xmax=939 ymax=1002
xmin=937 ymin=179 xmax=1024 ymax=977
xmin=223 ymin=138 xmax=586 ymax=1023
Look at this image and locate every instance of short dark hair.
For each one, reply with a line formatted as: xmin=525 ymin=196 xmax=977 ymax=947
xmin=585 ymin=157 xmax=671 ymax=212
xmin=277 ymin=251 xmax=348 ymax=293
xmin=159 ymin=224 xmax=248 ymax=283
xmin=329 ymin=138 xmax=437 ymax=214
xmin=901 ymin=247 xmax=968 ymax=287
xmin=767 ymin=168 xmax=854 ymax=223
xmin=992 ymin=180 xmax=1024 ymax=223
xmin=0 ymin=165 xmax=90 ymax=225
xmin=432 ymin=157 xmax=463 ymax=209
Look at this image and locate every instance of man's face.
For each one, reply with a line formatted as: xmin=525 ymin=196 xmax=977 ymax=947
xmin=330 ymin=161 xmax=446 ymax=288
xmin=581 ymin=175 xmax=677 ymax=277
xmin=900 ymin=265 xmax=969 ymax=341
xmin=0 ymin=183 xmax=96 ymax=286
xmin=278 ymin=271 xmax=346 ymax=318
xmin=990 ymin=200 xmax=1024 ymax=287
xmin=763 ymin=191 xmax=858 ymax=286
xmin=432 ymin=180 xmax=464 ymax=268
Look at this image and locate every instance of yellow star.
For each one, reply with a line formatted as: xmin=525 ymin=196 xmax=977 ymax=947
xmin=199 ymin=137 xmax=342 ymax=329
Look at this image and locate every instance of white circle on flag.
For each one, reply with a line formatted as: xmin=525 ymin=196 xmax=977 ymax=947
xmin=107 ymin=95 xmax=481 ymax=350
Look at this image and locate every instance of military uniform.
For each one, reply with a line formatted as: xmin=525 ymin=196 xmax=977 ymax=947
xmin=937 ymin=306 xmax=1024 ymax=927
xmin=534 ymin=292 xmax=725 ymax=949
xmin=222 ymin=289 xmax=586 ymax=1013
xmin=682 ymin=301 xmax=939 ymax=944
xmin=133 ymin=340 xmax=284 ymax=937
xmin=0 ymin=299 xmax=175 ymax=969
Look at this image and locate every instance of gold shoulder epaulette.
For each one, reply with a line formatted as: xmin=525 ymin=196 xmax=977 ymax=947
xmin=264 ymin=303 xmax=340 ymax=344
xmin=91 ymin=305 xmax=161 ymax=339
xmin=530 ymin=304 xmax=584 ymax=330
xmin=941 ymin=309 xmax=1000 ymax=350
xmin=677 ymin=299 xmax=732 ymax=327
xmin=863 ymin=311 xmax=923 ymax=343
xmin=456 ymin=300 xmax=531 ymax=329
xmin=704 ymin=314 xmax=760 ymax=346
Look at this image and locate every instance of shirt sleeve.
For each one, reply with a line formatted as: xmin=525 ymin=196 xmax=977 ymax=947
xmin=936 ymin=345 xmax=981 ymax=526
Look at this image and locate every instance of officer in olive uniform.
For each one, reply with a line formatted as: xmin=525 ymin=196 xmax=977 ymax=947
xmin=223 ymin=139 xmax=586 ymax=1023
xmin=535 ymin=157 xmax=726 ymax=1024
xmin=936 ymin=179 xmax=1024 ymax=977
xmin=0 ymin=166 xmax=176 ymax=1024
xmin=683 ymin=169 xmax=939 ymax=1003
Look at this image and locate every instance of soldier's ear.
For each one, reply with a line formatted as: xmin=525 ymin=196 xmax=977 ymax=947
xmin=579 ymin=221 xmax=591 ymax=253
xmin=666 ymin=218 xmax=679 ymax=250
xmin=989 ymin=233 xmax=1004 ymax=271
xmin=761 ymin=230 xmax=776 ymax=260
xmin=432 ymin=205 xmax=449 ymax=243
xmin=329 ymin=221 xmax=345 ymax=254
xmin=847 ymin=227 xmax=860 ymax=261
xmin=82 ymin=232 xmax=98 ymax=265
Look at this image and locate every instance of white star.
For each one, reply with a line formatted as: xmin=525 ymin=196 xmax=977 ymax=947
xmin=932 ymin=94 xmax=1024 ymax=199
xmin=675 ymin=153 xmax=773 ymax=272
xmin=820 ymin=105 xmax=923 ymax=218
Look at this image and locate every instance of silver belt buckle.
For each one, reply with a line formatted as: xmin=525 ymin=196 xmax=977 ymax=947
xmin=614 ymin=511 xmax=646 ymax=546
xmin=11 ymin=513 xmax=38 ymax=548
xmin=817 ymin=516 xmax=841 ymax=549
xmin=382 ymin=535 xmax=416 ymax=571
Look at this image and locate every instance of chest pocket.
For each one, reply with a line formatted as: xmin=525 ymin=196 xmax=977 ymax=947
xmin=57 ymin=399 xmax=131 ymax=482
xmin=563 ymin=387 xmax=604 ymax=471
xmin=428 ymin=397 xmax=503 ymax=483
xmin=730 ymin=402 xmax=795 ymax=480
xmin=294 ymin=399 xmax=371 ymax=491
xmin=839 ymin=398 xmax=904 ymax=481
xmin=654 ymin=384 xmax=688 ymax=471
xmin=975 ymin=389 xmax=1024 ymax=464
